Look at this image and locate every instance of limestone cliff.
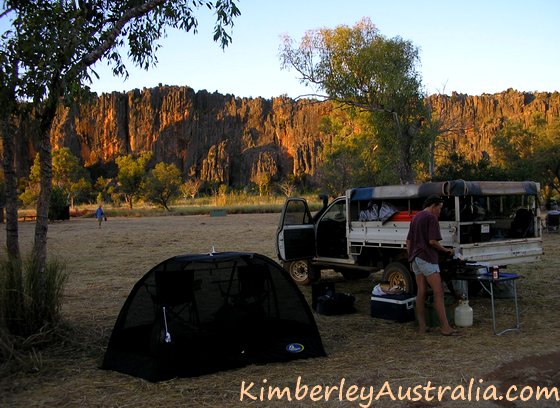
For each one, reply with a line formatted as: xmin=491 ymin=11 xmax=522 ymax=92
xmin=48 ymin=86 xmax=332 ymax=187
xmin=427 ymin=90 xmax=560 ymax=163
xmin=23 ymin=87 xmax=560 ymax=185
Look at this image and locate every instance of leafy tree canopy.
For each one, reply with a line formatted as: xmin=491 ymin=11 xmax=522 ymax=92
xmin=280 ymin=17 xmax=428 ymax=184
xmin=115 ymin=152 xmax=152 ymax=208
xmin=493 ymin=115 xmax=560 ymax=202
xmin=315 ymin=106 xmax=379 ymax=195
xmin=433 ymin=152 xmax=507 ymax=182
xmin=2 ymin=0 xmax=241 ymax=102
xmin=142 ymin=161 xmax=182 ymax=211
xmin=20 ymin=148 xmax=90 ymax=206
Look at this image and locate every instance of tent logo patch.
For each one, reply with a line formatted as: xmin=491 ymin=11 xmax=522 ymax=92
xmin=286 ymin=343 xmax=304 ymax=353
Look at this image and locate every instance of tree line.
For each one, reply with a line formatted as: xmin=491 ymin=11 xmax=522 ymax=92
xmin=2 ymin=147 xmax=298 ymax=215
xmin=14 ymin=149 xmax=182 ymax=212
xmin=314 ymin=106 xmax=560 ymax=205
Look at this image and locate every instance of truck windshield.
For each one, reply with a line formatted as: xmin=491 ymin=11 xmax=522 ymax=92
xmin=322 ymin=201 xmax=346 ymax=222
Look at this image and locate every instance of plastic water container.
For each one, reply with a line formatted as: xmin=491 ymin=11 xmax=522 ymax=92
xmin=454 ymin=299 xmax=473 ymax=327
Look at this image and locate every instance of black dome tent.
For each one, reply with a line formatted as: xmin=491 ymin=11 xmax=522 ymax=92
xmin=102 ymin=252 xmax=326 ymax=382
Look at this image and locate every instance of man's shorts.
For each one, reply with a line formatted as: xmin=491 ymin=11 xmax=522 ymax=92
xmin=411 ymin=257 xmax=440 ymax=277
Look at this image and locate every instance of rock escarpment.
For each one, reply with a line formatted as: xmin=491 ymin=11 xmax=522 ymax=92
xmin=49 ymin=86 xmax=332 ymax=187
xmin=20 ymin=87 xmax=560 ymax=184
xmin=427 ymin=90 xmax=560 ymax=162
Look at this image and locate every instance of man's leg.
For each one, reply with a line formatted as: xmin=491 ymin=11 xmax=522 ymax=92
xmin=426 ymin=272 xmax=456 ymax=334
xmin=415 ymin=273 xmax=427 ymax=333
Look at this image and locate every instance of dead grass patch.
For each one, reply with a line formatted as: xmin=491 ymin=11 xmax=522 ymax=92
xmin=1 ymin=214 xmax=559 ymax=407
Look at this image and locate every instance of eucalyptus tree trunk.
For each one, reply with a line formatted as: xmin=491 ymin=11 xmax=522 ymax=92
xmin=1 ymin=119 xmax=20 ymax=260
xmin=32 ymin=93 xmax=59 ymax=284
xmin=394 ymin=114 xmax=416 ymax=185
xmin=33 ymin=137 xmax=52 ymax=271
xmin=0 ymin=59 xmax=21 ymax=260
xmin=397 ymin=152 xmax=415 ymax=184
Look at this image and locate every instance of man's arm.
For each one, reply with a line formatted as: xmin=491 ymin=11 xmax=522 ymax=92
xmin=429 ymin=239 xmax=453 ymax=255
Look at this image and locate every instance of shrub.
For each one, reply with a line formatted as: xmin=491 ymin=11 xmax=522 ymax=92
xmin=48 ymin=187 xmax=70 ymax=221
xmin=0 ymin=254 xmax=69 ymax=371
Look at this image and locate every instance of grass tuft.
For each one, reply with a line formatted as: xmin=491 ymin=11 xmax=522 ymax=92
xmin=0 ymin=254 xmax=69 ymax=374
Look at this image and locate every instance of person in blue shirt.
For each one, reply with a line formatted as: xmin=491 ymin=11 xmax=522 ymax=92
xmin=95 ymin=204 xmax=105 ymax=228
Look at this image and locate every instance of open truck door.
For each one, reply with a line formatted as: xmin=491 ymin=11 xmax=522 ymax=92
xmin=276 ymin=198 xmax=315 ymax=261
xmin=276 ymin=198 xmax=316 ymax=285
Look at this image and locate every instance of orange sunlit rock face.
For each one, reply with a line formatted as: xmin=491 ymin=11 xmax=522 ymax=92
xmin=12 ymin=87 xmax=559 ymax=186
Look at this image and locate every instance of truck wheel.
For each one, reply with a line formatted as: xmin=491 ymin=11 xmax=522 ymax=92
xmin=284 ymin=260 xmax=313 ymax=285
xmin=382 ymin=262 xmax=415 ymax=294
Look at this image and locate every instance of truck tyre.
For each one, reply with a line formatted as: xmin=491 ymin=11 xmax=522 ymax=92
xmin=382 ymin=262 xmax=416 ymax=294
xmin=283 ymin=260 xmax=314 ymax=286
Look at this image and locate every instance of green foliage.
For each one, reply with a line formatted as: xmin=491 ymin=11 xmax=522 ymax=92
xmin=0 ymin=254 xmax=68 ymax=339
xmin=280 ymin=17 xmax=427 ymax=183
xmin=20 ymin=149 xmax=91 ymax=207
xmin=94 ymin=176 xmax=117 ymax=205
xmin=492 ymin=120 xmax=539 ymax=179
xmin=433 ymin=153 xmax=507 ymax=181
xmin=141 ymin=161 xmax=182 ymax=211
xmin=536 ymin=118 xmax=560 ymax=199
xmin=52 ymin=148 xmax=91 ymax=205
xmin=2 ymin=1 xmax=241 ymax=103
xmin=48 ymin=187 xmax=69 ymax=221
xmin=492 ymin=116 xmax=560 ymax=201
xmin=17 ymin=185 xmax=38 ymax=207
xmin=19 ymin=154 xmax=41 ymax=206
xmin=116 ymin=152 xmax=152 ymax=209
xmin=315 ymin=106 xmax=381 ymax=195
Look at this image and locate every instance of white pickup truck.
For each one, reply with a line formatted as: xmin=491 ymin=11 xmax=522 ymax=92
xmin=276 ymin=180 xmax=543 ymax=292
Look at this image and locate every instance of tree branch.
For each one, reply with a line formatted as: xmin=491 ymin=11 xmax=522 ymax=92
xmin=79 ymin=0 xmax=168 ymax=69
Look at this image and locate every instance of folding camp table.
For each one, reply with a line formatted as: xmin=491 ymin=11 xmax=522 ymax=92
xmin=454 ymin=271 xmax=521 ymax=336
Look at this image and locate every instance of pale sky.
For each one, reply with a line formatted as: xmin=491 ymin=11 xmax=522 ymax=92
xmin=77 ymin=0 xmax=560 ymax=98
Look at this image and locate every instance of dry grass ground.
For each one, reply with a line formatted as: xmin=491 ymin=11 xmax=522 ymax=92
xmin=1 ymin=213 xmax=559 ymax=407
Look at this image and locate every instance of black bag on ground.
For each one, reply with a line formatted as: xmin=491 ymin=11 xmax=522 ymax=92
xmin=316 ymin=290 xmax=356 ymax=315
xmin=311 ymin=282 xmax=336 ymax=311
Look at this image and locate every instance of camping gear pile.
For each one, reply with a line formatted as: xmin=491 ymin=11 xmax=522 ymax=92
xmin=102 ymin=252 xmax=325 ymax=382
xmin=311 ymin=282 xmax=356 ymax=316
